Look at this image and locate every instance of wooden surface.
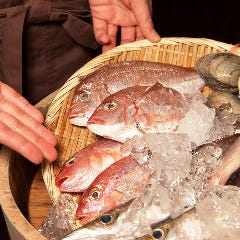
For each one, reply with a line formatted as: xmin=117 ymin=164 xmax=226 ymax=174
xmin=0 ymin=147 xmax=47 ymax=240
xmin=28 ymin=167 xmax=52 ymax=230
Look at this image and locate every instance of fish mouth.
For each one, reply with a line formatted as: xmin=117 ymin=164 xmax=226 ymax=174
xmin=55 ymin=176 xmax=87 ymax=192
xmin=87 ymin=117 xmax=105 ymax=125
xmin=68 ymin=113 xmax=80 ymax=119
xmin=55 ymin=176 xmax=68 ymax=188
xmin=69 ymin=114 xmax=89 ymax=127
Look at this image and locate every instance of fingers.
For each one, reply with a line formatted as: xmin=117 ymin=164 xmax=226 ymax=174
xmin=0 ymin=113 xmax=57 ymax=164
xmin=135 ymin=26 xmax=146 ymax=41
xmin=92 ymin=18 xmax=110 ymax=45
xmin=0 ymin=82 xmax=58 ymax=164
xmin=102 ymin=24 xmax=118 ymax=53
xmin=0 ymin=82 xmax=44 ymax=123
xmin=0 ymin=99 xmax=56 ymax=145
xmin=120 ymin=26 xmax=136 ymax=45
xmin=131 ymin=0 xmax=160 ymax=42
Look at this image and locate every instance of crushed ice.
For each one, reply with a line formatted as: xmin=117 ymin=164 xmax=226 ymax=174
xmin=39 ymin=194 xmax=80 ymax=240
xmin=196 ymin=185 xmax=240 ymax=240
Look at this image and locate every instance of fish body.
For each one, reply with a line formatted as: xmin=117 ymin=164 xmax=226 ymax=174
xmin=55 ymin=139 xmax=129 ymax=192
xmin=209 ymin=136 xmax=240 ymax=186
xmin=76 ymin=155 xmax=152 ymax=224
xmin=87 ymin=82 xmax=189 ymax=143
xmin=69 ymin=61 xmax=202 ymax=126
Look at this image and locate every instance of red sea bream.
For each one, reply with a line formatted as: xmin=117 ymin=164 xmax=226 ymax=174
xmin=87 ymin=83 xmax=189 ymax=143
xmin=69 ymin=61 xmax=203 ymax=126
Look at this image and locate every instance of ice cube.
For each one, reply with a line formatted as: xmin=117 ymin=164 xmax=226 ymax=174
xmin=177 ymin=101 xmax=216 ymax=146
xmin=39 ymin=194 xmax=80 ymax=240
xmin=196 ymin=185 xmax=240 ymax=239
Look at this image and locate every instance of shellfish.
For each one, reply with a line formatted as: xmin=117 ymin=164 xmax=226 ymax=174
xmin=207 ymin=90 xmax=240 ymax=129
xmin=195 ymin=52 xmax=240 ymax=93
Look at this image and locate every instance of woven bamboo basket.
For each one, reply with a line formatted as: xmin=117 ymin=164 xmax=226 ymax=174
xmin=42 ymin=37 xmax=234 ymax=203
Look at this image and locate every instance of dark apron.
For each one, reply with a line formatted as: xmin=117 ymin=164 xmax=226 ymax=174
xmin=0 ymin=0 xmax=100 ymax=104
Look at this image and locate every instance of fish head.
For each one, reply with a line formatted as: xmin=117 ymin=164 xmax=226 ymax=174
xmin=68 ymin=83 xmax=110 ymax=126
xmin=139 ymin=209 xmax=203 ymax=240
xmin=55 ymin=149 xmax=97 ymax=192
xmin=76 ymin=184 xmax=122 ymax=224
xmin=62 ymin=203 xmax=131 ymax=240
xmin=55 ymin=139 xmax=129 ymax=193
xmin=87 ymin=86 xmax=147 ymax=142
xmin=55 ymin=155 xmax=87 ymax=192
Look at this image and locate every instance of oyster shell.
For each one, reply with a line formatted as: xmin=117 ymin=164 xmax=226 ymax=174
xmin=195 ymin=53 xmax=240 ymax=93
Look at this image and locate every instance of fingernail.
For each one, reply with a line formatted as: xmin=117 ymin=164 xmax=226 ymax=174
xmin=151 ymin=30 xmax=161 ymax=42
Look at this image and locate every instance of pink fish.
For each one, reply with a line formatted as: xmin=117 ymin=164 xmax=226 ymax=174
xmin=55 ymin=139 xmax=129 ymax=192
xmin=209 ymin=136 xmax=240 ymax=186
xmin=69 ymin=61 xmax=202 ymax=126
xmin=76 ymin=155 xmax=152 ymax=224
xmin=87 ymin=82 xmax=189 ymax=143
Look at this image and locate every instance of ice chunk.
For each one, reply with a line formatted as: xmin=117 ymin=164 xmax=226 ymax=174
xmin=190 ymin=143 xmax=223 ymax=199
xmin=207 ymin=116 xmax=235 ymax=143
xmin=139 ymin=133 xmax=192 ymax=186
xmin=124 ymin=135 xmax=151 ymax=165
xmin=124 ymin=133 xmax=196 ymax=219
xmin=170 ymin=76 xmax=204 ymax=97
xmin=177 ymin=101 xmax=216 ymax=146
xmin=169 ymin=182 xmax=196 ymax=218
xmin=196 ymin=185 xmax=240 ymax=239
xmin=126 ymin=184 xmax=171 ymax=223
xmin=39 ymin=194 xmax=80 ymax=240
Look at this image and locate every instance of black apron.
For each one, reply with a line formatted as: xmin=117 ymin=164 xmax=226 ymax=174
xmin=0 ymin=0 xmax=100 ymax=104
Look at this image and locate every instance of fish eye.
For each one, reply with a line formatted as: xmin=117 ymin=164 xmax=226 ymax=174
xmin=89 ymin=187 xmax=102 ymax=201
xmin=100 ymin=213 xmax=115 ymax=225
xmin=104 ymin=101 xmax=118 ymax=111
xmin=79 ymin=91 xmax=90 ymax=101
xmin=152 ymin=228 xmax=165 ymax=239
xmin=66 ymin=157 xmax=75 ymax=166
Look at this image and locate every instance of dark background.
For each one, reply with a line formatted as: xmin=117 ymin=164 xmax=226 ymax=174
xmin=152 ymin=0 xmax=239 ymax=44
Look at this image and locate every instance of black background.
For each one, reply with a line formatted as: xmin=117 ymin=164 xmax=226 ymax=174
xmin=152 ymin=0 xmax=239 ymax=44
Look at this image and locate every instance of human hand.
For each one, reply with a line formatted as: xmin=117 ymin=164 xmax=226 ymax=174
xmin=0 ymin=82 xmax=57 ymax=164
xmin=89 ymin=0 xmax=160 ymax=52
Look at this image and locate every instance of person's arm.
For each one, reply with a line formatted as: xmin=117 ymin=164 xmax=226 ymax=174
xmin=89 ymin=0 xmax=160 ymax=52
xmin=0 ymin=82 xmax=57 ymax=164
